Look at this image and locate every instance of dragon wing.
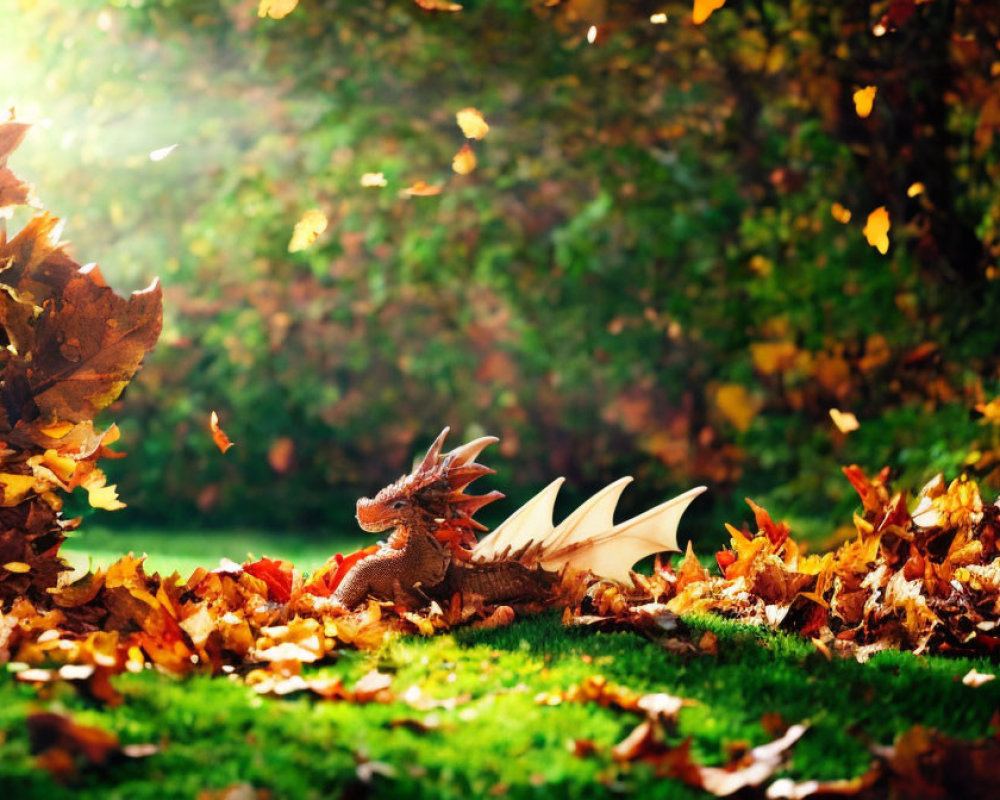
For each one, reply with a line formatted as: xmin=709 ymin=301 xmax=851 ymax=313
xmin=472 ymin=479 xmax=706 ymax=584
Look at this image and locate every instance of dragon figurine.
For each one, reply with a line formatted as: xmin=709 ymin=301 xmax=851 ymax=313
xmin=332 ymin=428 xmax=705 ymax=612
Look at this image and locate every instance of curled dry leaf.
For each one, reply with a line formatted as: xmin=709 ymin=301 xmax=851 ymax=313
xmin=210 ymin=411 xmax=235 ymax=453
xmin=456 ymin=107 xmax=489 ymax=140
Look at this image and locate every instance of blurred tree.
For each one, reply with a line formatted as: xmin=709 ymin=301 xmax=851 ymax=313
xmin=3 ymin=0 xmax=998 ymax=539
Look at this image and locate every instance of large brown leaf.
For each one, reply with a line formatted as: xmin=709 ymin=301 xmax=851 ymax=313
xmin=29 ymin=273 xmax=162 ymax=422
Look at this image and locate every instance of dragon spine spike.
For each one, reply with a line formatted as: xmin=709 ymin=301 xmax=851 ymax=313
xmin=415 ymin=426 xmax=451 ymax=474
xmin=471 ymin=477 xmax=564 ymax=561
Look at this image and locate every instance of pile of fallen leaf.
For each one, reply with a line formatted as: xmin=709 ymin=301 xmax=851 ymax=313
xmin=572 ymin=464 xmax=1000 ymax=662
xmin=0 ymin=118 xmax=161 ymax=609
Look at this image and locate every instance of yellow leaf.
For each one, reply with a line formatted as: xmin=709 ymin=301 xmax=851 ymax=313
xmin=288 ymin=209 xmax=327 ymax=253
xmin=360 ymin=172 xmax=387 ymax=188
xmin=829 ymin=408 xmax=860 ymax=434
xmin=258 ymin=0 xmax=298 ymax=19
xmin=714 ymin=383 xmax=762 ymax=432
xmin=452 ymin=144 xmax=477 ymax=175
xmin=693 ymin=0 xmax=726 ymax=25
xmin=650 ymin=12 xmax=668 ymax=24
xmin=853 ymin=86 xmax=877 ymax=118
xmin=830 ymin=202 xmax=851 ymax=224
xmin=456 ymin=107 xmax=489 ymax=140
xmin=399 ymin=181 xmax=443 ymax=198
xmin=907 ymin=182 xmax=925 ymax=198
xmin=863 ymin=206 xmax=890 ymax=254
xmin=0 ymin=473 xmax=38 ymax=506
xmin=87 ymin=483 xmax=125 ymax=511
xmin=3 ymin=561 xmax=30 ymax=573
xmin=39 ymin=421 xmax=75 ymax=439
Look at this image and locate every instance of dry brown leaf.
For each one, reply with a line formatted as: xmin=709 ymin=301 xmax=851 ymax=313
xmin=210 ymin=411 xmax=235 ymax=453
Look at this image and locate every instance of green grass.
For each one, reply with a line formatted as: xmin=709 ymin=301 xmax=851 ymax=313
xmin=61 ymin=525 xmax=364 ymax=577
xmin=3 ymin=530 xmax=999 ymax=798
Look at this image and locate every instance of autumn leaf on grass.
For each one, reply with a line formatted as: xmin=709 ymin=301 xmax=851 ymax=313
xmin=258 ymin=0 xmax=298 ymax=19
xmin=399 ymin=181 xmax=443 ymax=198
xmin=456 ymin=108 xmax=489 ymax=140
xmin=288 ymin=209 xmax=327 ymax=253
xmin=693 ymin=0 xmax=726 ymax=25
xmin=452 ymin=144 xmax=477 ymax=175
xmin=829 ymin=408 xmax=860 ymax=433
xmin=863 ymin=206 xmax=890 ymax=254
xmin=210 ymin=411 xmax=235 ymax=453
xmin=853 ymin=86 xmax=877 ymax=118
xmin=415 ymin=0 xmax=463 ymax=10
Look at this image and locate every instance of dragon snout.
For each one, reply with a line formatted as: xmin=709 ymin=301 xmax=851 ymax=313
xmin=355 ymin=497 xmax=393 ymax=533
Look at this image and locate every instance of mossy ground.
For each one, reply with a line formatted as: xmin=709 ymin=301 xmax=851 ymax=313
xmin=2 ymin=530 xmax=999 ymax=799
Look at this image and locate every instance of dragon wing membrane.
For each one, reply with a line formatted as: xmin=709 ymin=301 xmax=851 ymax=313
xmin=472 ymin=480 xmax=706 ymax=584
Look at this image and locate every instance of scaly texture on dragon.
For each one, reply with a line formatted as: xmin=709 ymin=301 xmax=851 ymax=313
xmin=332 ymin=428 xmax=706 ymax=612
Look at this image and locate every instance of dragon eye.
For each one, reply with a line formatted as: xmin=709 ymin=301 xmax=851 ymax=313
xmin=391 ymin=500 xmax=407 ymax=510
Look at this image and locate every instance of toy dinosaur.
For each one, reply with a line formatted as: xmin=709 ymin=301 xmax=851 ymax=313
xmin=332 ymin=428 xmax=706 ymax=611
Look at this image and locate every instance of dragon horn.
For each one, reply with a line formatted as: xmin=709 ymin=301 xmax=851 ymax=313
xmin=416 ymin=427 xmax=451 ymax=473
xmin=448 ymin=435 xmax=499 ymax=466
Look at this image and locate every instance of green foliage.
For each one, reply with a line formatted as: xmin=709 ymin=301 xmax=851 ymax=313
xmin=4 ymin=0 xmax=1000 ymax=536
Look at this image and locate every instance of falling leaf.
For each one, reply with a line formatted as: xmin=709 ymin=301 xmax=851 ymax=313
xmin=830 ymin=202 xmax=852 ymax=224
xmin=399 ymin=181 xmax=443 ymax=198
xmin=360 ymin=172 xmax=387 ymax=188
xmin=258 ymin=0 xmax=298 ymax=19
xmin=287 ymin=209 xmax=327 ymax=253
xmin=962 ymin=668 xmax=995 ymax=687
xmin=693 ymin=0 xmax=726 ymax=25
xmin=268 ymin=437 xmax=295 ymax=473
xmin=414 ymin=0 xmax=463 ymax=10
xmin=4 ymin=561 xmax=30 ymax=573
xmin=650 ymin=13 xmax=668 ymax=24
xmin=452 ymin=144 xmax=477 ymax=175
xmin=829 ymin=408 xmax=860 ymax=433
xmin=907 ymin=182 xmax=925 ymax=197
xmin=210 ymin=411 xmax=235 ymax=453
xmin=148 ymin=144 xmax=177 ymax=162
xmin=586 ymin=25 xmax=598 ymax=44
xmin=853 ymin=86 xmax=877 ymax=118
xmin=456 ymin=107 xmax=489 ymax=140
xmin=863 ymin=206 xmax=890 ymax=254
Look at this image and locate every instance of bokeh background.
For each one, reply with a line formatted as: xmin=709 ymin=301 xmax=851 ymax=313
xmin=4 ymin=0 xmax=1000 ymax=546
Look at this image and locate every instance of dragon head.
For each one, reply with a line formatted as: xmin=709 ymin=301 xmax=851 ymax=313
xmin=355 ymin=427 xmax=503 ymax=535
